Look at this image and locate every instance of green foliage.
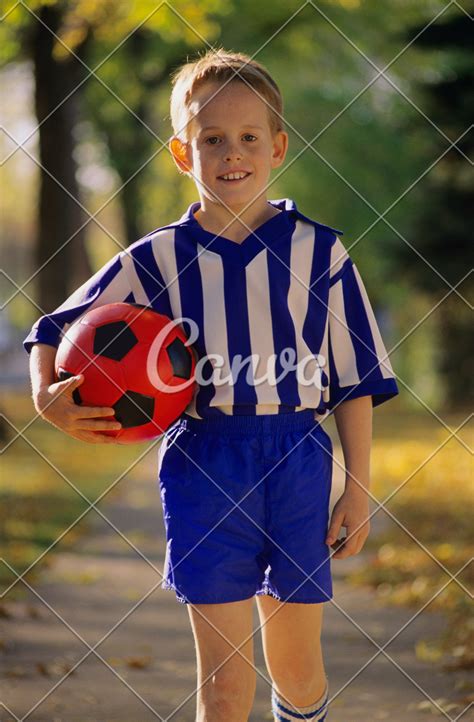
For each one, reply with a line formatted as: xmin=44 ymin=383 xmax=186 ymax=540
xmin=2 ymin=0 xmax=470 ymax=406
xmin=0 ymin=0 xmax=227 ymax=63
xmin=390 ymin=4 xmax=474 ymax=406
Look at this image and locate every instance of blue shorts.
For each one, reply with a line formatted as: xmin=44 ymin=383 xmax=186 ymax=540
xmin=157 ymin=409 xmax=334 ymax=605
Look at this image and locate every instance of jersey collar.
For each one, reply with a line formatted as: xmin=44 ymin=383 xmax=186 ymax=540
xmin=176 ymin=198 xmax=343 ymax=236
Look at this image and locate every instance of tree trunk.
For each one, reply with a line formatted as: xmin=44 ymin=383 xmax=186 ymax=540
xmin=120 ymin=178 xmax=143 ymax=245
xmin=91 ymin=32 xmax=181 ymax=245
xmin=32 ymin=5 xmax=91 ymax=313
xmin=104 ymin=86 xmax=153 ymax=245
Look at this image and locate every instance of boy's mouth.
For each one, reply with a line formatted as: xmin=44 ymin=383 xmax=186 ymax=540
xmin=217 ymin=171 xmax=251 ymax=182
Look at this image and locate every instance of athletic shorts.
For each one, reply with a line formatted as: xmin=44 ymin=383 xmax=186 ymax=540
xmin=157 ymin=409 xmax=334 ymax=605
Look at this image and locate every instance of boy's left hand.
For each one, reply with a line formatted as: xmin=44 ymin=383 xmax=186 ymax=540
xmin=325 ymin=487 xmax=371 ymax=559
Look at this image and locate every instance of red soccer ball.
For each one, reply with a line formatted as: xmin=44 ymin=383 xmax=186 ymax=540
xmin=54 ymin=303 xmax=197 ymax=443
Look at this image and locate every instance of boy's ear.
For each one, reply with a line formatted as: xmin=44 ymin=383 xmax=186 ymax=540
xmin=169 ymin=136 xmax=192 ymax=174
xmin=271 ymin=130 xmax=289 ymax=169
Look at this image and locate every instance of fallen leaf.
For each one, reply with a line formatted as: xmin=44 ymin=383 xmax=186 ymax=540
xmin=27 ymin=605 xmax=42 ymax=618
xmin=5 ymin=665 xmax=27 ymax=678
xmin=49 ymin=661 xmax=75 ymax=676
xmin=0 ymin=604 xmax=12 ymax=618
xmin=36 ymin=661 xmax=50 ymax=676
xmin=125 ymin=655 xmax=153 ymax=669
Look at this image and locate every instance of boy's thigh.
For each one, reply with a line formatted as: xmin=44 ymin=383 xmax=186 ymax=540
xmin=256 ymin=595 xmax=325 ymax=680
xmin=187 ymin=597 xmax=256 ymax=683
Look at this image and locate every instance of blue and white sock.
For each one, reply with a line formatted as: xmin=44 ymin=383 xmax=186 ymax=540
xmin=271 ymin=677 xmax=329 ymax=721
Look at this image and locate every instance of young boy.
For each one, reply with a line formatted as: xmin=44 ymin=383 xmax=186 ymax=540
xmin=24 ymin=49 xmax=399 ymax=722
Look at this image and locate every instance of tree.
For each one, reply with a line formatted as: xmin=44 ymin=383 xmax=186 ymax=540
xmin=393 ymin=7 xmax=474 ymax=408
xmin=31 ymin=3 xmax=92 ymax=309
xmin=0 ymin=0 xmax=223 ymax=309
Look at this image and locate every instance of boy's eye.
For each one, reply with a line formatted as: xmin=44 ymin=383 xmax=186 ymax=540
xmin=204 ymin=134 xmax=257 ymax=145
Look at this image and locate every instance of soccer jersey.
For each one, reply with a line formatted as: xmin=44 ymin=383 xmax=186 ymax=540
xmin=23 ymin=198 xmax=399 ymax=422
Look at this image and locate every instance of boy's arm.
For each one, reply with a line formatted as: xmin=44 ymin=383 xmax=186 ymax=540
xmin=333 ymin=394 xmax=373 ymax=498
xmin=23 ymin=250 xmax=134 ymax=355
xmin=23 ymin=249 xmax=135 ymax=443
xmin=30 ymin=343 xmax=57 ymax=406
xmin=29 ymin=343 xmax=121 ymax=443
xmin=325 ymin=394 xmax=373 ymax=559
xmin=323 ymin=236 xmax=398 ymax=557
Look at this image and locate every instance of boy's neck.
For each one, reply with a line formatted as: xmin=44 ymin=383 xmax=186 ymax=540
xmin=193 ymin=199 xmax=281 ymax=244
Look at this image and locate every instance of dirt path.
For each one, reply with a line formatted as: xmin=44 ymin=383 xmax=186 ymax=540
xmin=1 ymin=443 xmax=470 ymax=722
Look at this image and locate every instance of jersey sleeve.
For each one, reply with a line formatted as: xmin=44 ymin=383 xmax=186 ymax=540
xmin=23 ymin=250 xmax=135 ymax=355
xmin=325 ymin=238 xmax=399 ymax=410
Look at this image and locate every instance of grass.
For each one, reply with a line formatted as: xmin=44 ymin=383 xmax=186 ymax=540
xmin=0 ymin=388 xmax=162 ymax=598
xmin=346 ymin=405 xmax=473 ymax=672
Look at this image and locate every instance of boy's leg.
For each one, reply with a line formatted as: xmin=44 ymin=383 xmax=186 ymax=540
xmin=256 ymin=595 xmax=328 ymax=719
xmin=187 ymin=597 xmax=256 ymax=722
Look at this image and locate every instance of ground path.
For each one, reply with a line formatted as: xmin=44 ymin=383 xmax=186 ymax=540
xmin=1 ymin=440 xmax=470 ymax=722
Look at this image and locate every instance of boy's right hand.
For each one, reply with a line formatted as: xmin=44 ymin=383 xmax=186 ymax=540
xmin=34 ymin=374 xmax=122 ymax=444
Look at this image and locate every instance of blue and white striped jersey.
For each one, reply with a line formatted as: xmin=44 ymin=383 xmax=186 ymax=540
xmin=23 ymin=198 xmax=399 ymax=421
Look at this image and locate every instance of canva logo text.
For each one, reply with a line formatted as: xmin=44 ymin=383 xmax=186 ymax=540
xmin=147 ymin=317 xmax=328 ymax=393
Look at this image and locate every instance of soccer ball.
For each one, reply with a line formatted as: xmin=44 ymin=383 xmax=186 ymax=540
xmin=54 ymin=303 xmax=196 ymax=443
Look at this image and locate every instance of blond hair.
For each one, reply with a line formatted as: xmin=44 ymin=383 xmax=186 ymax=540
xmin=169 ymin=47 xmax=284 ymax=141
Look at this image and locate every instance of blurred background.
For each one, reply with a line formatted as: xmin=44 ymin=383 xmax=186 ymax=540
xmin=0 ymin=0 xmax=472 ymax=719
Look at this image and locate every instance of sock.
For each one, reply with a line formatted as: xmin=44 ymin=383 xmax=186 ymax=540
xmin=271 ymin=677 xmax=329 ymax=721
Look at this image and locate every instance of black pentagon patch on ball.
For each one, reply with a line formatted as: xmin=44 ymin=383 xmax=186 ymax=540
xmin=166 ymin=337 xmax=192 ymax=379
xmin=93 ymin=321 xmax=138 ymax=361
xmin=114 ymin=390 xmax=155 ymax=428
xmin=57 ymin=368 xmax=82 ymax=405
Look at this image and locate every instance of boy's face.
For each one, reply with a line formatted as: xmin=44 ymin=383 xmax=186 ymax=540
xmin=170 ymin=81 xmax=288 ymax=212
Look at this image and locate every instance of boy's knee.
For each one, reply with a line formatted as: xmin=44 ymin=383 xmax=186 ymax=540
xmin=213 ymin=664 xmax=256 ymax=696
xmin=199 ymin=666 xmax=256 ymax=718
xmin=273 ymin=673 xmax=327 ymax=710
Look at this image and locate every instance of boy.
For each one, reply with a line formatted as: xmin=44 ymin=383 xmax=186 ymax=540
xmin=24 ymin=49 xmax=399 ymax=722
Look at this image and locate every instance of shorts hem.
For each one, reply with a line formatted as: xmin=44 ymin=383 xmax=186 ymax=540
xmin=256 ymin=582 xmax=333 ymax=604
xmin=161 ymin=579 xmax=333 ymax=605
xmin=256 ymin=591 xmax=333 ymax=604
xmin=161 ymin=580 xmax=257 ymax=605
xmin=279 ymin=596 xmax=333 ymax=604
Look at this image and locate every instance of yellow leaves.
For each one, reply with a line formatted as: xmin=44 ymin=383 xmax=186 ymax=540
xmin=4 ymin=0 xmax=225 ymax=57
xmin=377 ymin=543 xmax=396 ymax=562
xmin=0 ymin=0 xmax=23 ymax=23
xmin=1 ymin=464 xmax=57 ymax=495
xmin=352 ymin=420 xmax=473 ymax=671
xmin=54 ymin=0 xmax=224 ymax=46
xmin=53 ymin=24 xmax=88 ymax=60
xmin=327 ymin=0 xmax=360 ymax=7
xmin=409 ymin=575 xmax=429 ymax=597
xmin=415 ymin=639 xmax=444 ymax=663
xmin=371 ymin=439 xmax=428 ymax=490
xmin=4 ymin=519 xmax=35 ymax=538
xmin=56 ymin=567 xmax=103 ymax=585
xmin=371 ymin=431 xmax=472 ymax=505
xmin=435 ymin=543 xmax=456 ymax=562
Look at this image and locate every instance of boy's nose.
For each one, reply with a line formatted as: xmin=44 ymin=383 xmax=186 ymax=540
xmin=224 ymin=145 xmax=243 ymax=161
